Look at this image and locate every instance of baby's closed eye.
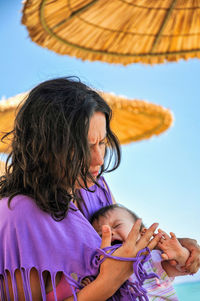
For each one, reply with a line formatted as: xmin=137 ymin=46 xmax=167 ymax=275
xmin=113 ymin=223 xmax=122 ymax=229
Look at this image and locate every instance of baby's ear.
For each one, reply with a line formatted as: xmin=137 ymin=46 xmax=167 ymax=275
xmin=140 ymin=227 xmax=147 ymax=236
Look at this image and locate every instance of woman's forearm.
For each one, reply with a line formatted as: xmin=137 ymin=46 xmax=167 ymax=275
xmin=63 ymin=273 xmax=121 ymax=301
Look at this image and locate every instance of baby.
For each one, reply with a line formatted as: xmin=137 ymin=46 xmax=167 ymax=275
xmin=84 ymin=204 xmax=190 ymax=300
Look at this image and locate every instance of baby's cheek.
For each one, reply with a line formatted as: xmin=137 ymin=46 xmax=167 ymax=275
xmin=120 ymin=226 xmax=132 ymax=241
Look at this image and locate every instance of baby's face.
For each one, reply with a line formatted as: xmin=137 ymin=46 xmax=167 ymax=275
xmin=92 ymin=208 xmax=136 ymax=245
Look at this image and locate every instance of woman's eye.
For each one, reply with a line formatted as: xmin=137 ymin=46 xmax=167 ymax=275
xmin=99 ymin=139 xmax=107 ymax=146
xmin=114 ymin=224 xmax=121 ymax=229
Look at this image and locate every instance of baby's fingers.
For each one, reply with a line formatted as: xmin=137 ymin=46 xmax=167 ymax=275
xmin=170 ymin=232 xmax=177 ymax=240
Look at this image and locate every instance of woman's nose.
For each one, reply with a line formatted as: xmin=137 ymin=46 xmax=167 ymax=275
xmin=92 ymin=147 xmax=104 ymax=166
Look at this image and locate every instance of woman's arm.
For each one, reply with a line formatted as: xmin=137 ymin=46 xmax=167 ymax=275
xmin=63 ymin=272 xmax=122 ymax=301
xmin=161 ymin=261 xmax=188 ymax=278
xmin=4 ymin=266 xmax=117 ymax=301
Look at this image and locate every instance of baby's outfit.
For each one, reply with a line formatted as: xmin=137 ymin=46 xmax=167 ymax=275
xmin=131 ymin=250 xmax=179 ymax=300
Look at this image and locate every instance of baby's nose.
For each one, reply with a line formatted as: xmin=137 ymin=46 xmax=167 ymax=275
xmin=111 ymin=228 xmax=116 ymax=236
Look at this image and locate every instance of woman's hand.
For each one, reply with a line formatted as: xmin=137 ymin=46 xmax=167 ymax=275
xmin=99 ymin=220 xmax=161 ymax=286
xmin=177 ymin=238 xmax=200 ymax=274
xmin=63 ymin=221 xmax=161 ymax=301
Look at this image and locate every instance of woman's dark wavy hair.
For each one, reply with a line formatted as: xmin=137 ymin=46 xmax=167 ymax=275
xmin=0 ymin=77 xmax=121 ymax=220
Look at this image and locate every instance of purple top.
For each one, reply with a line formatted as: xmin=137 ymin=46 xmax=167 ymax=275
xmin=0 ymin=195 xmax=101 ymax=300
xmin=77 ymin=176 xmax=113 ymax=220
xmin=0 ymin=177 xmax=154 ymax=300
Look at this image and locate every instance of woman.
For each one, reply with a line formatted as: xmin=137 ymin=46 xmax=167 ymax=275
xmin=0 ymin=78 xmax=199 ymax=301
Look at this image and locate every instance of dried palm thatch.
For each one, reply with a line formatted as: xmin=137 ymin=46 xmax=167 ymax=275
xmin=0 ymin=92 xmax=28 ymax=153
xmin=101 ymin=92 xmax=173 ymax=144
xmin=0 ymin=160 xmax=6 ymax=176
xmin=22 ymin=0 xmax=200 ymax=65
xmin=0 ymin=91 xmax=173 ymax=152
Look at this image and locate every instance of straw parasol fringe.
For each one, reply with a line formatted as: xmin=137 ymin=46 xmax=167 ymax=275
xmin=0 ymin=91 xmax=173 ymax=152
xmin=0 ymin=92 xmax=28 ymax=153
xmin=0 ymin=160 xmax=6 ymax=177
xmin=22 ymin=0 xmax=200 ymax=65
xmin=102 ymin=92 xmax=173 ymax=144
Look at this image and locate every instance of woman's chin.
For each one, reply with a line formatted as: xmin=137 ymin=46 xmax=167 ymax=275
xmin=75 ymin=177 xmax=98 ymax=189
xmin=86 ymin=177 xmax=98 ymax=187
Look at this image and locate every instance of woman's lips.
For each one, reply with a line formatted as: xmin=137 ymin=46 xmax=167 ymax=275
xmin=90 ymin=171 xmax=99 ymax=177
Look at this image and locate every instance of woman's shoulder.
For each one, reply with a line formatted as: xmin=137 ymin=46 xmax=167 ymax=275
xmin=0 ymin=194 xmax=42 ymax=222
xmin=1 ymin=194 xmax=37 ymax=208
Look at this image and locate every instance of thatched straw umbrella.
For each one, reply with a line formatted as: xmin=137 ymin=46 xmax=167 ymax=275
xmin=0 ymin=92 xmax=28 ymax=153
xmin=0 ymin=160 xmax=5 ymax=176
xmin=0 ymin=91 xmax=173 ymax=152
xmin=101 ymin=92 xmax=173 ymax=144
xmin=22 ymin=0 xmax=200 ymax=64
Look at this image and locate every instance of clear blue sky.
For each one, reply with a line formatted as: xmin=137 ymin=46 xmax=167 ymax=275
xmin=1 ymin=0 xmax=200 ymax=284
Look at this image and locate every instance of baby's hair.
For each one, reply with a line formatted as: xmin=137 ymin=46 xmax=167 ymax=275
xmin=90 ymin=204 xmax=145 ymax=229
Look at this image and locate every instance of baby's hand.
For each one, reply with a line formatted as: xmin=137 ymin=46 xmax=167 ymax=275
xmin=81 ymin=277 xmax=92 ymax=287
xmin=157 ymin=230 xmax=179 ymax=260
xmin=157 ymin=229 xmax=189 ymax=266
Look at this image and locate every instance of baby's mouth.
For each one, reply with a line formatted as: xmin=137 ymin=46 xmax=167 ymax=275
xmin=111 ymin=239 xmax=123 ymax=246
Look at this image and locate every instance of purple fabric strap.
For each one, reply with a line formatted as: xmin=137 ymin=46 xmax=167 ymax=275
xmin=92 ymin=246 xmax=158 ymax=301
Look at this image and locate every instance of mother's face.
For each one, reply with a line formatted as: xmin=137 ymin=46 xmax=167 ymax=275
xmin=87 ymin=111 xmax=107 ymax=185
xmin=76 ymin=111 xmax=107 ymax=188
